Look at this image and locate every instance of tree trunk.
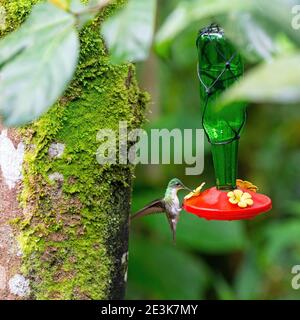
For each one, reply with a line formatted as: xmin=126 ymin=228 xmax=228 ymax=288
xmin=0 ymin=0 xmax=147 ymax=300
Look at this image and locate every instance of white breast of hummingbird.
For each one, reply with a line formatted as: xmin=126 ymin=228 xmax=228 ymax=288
xmin=165 ymin=188 xmax=181 ymax=217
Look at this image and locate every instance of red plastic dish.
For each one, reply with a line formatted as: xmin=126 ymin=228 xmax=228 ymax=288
xmin=183 ymin=187 xmax=272 ymax=221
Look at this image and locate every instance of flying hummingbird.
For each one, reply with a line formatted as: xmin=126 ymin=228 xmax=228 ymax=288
xmin=130 ymin=178 xmax=191 ymax=243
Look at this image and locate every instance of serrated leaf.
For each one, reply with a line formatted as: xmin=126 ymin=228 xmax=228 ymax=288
xmin=0 ymin=3 xmax=79 ymax=126
xmin=219 ymin=54 xmax=300 ymax=108
xmin=102 ymin=0 xmax=157 ymax=64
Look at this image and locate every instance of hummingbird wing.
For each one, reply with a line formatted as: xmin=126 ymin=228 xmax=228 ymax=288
xmin=130 ymin=199 xmax=165 ymax=220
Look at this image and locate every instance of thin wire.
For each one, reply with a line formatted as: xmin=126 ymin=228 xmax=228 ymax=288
xmin=196 ymin=26 xmax=243 ymax=146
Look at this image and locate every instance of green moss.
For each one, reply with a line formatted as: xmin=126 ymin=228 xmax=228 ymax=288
xmin=0 ymin=0 xmax=38 ymax=37
xmin=3 ymin=0 xmax=148 ymax=299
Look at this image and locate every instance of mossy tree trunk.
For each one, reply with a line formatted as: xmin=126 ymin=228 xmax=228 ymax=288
xmin=0 ymin=0 xmax=146 ymax=300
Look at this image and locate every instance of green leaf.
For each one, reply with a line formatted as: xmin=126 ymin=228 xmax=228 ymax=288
xmin=234 ymin=251 xmax=263 ymax=300
xmin=144 ymin=213 xmax=247 ymax=254
xmin=255 ymin=0 xmax=300 ymax=49
xmin=219 ymin=54 xmax=300 ymax=108
xmin=220 ymin=12 xmax=278 ymax=62
xmin=263 ymin=220 xmax=300 ymax=266
xmin=69 ymin=0 xmax=97 ymax=28
xmin=180 ymin=214 xmax=247 ymax=253
xmin=220 ymin=1 xmax=300 ymax=61
xmin=155 ymin=0 xmax=300 ymax=61
xmin=214 ymin=274 xmax=236 ymax=300
xmin=155 ymin=0 xmax=251 ymax=57
xmin=102 ymin=0 xmax=157 ymax=64
xmin=0 ymin=3 xmax=79 ymax=126
xmin=127 ymin=236 xmax=210 ymax=299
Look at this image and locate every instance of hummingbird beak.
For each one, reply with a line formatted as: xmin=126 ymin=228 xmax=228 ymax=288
xmin=181 ymin=184 xmax=192 ymax=192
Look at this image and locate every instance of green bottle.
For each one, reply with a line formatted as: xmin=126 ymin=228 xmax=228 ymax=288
xmin=197 ymin=24 xmax=247 ymax=190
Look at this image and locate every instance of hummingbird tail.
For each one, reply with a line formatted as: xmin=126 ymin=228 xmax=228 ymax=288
xmin=166 ymin=214 xmax=178 ymax=245
xmin=172 ymin=224 xmax=177 ymax=245
xmin=172 ymin=230 xmax=176 ymax=245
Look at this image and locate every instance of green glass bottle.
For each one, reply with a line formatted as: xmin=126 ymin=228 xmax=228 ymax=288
xmin=197 ymin=25 xmax=247 ymax=190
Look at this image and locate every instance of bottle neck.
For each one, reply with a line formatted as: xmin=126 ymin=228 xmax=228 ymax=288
xmin=210 ymin=140 xmax=239 ymax=191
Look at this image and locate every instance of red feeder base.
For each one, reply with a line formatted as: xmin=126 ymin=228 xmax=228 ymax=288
xmin=183 ymin=187 xmax=272 ymax=221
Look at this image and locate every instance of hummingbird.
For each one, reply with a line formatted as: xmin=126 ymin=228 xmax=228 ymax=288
xmin=130 ymin=178 xmax=191 ymax=243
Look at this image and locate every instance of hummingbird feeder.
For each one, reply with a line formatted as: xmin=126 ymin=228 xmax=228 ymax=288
xmin=183 ymin=24 xmax=272 ymax=221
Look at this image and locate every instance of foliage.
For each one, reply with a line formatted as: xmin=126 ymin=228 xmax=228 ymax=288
xmin=0 ymin=3 xmax=79 ymax=126
xmin=102 ymin=0 xmax=157 ymax=64
xmin=155 ymin=0 xmax=300 ymax=108
xmin=155 ymin=0 xmax=252 ymax=58
xmin=0 ymin=0 xmax=156 ymax=126
xmin=2 ymin=0 xmax=300 ymax=126
xmin=220 ymin=54 xmax=300 ymax=107
xmin=128 ymin=236 xmax=209 ymax=299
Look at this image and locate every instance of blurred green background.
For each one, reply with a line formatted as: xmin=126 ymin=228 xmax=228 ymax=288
xmin=127 ymin=0 xmax=300 ymax=300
